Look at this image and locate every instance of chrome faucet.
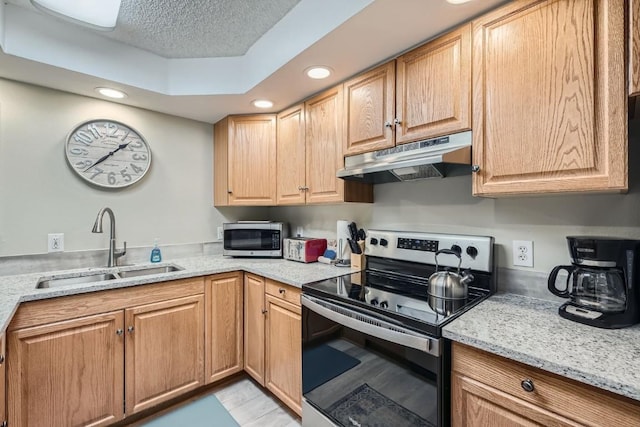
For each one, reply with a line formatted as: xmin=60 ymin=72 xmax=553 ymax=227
xmin=92 ymin=207 xmax=126 ymax=267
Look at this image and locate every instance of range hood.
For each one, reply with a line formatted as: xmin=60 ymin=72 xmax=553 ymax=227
xmin=337 ymin=131 xmax=472 ymax=184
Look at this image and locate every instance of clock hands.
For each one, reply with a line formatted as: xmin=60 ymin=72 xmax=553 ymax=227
xmin=84 ymin=142 xmax=131 ymax=172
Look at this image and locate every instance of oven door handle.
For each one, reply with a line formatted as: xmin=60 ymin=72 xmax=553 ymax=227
xmin=301 ymin=294 xmax=441 ymax=357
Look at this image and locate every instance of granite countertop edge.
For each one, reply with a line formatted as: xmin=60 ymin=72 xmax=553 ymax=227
xmin=443 ymin=293 xmax=640 ymax=402
xmin=0 ymin=255 xmax=358 ymax=332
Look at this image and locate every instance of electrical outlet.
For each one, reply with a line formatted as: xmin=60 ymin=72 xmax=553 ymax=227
xmin=217 ymin=226 xmax=224 ymax=241
xmin=48 ymin=233 xmax=64 ymax=253
xmin=513 ymin=240 xmax=533 ymax=267
xmin=296 ymin=226 xmax=304 ymax=237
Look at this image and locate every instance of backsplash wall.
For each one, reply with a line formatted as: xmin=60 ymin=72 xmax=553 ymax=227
xmin=0 ymin=79 xmax=266 ymax=257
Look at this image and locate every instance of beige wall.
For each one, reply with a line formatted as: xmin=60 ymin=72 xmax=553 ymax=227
xmin=271 ymin=120 xmax=640 ymax=274
xmin=0 ymin=79 xmax=263 ymax=257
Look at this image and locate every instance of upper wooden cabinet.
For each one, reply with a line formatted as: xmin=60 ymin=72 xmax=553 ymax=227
xmin=452 ymin=342 xmax=640 ymax=426
xmin=205 ymin=272 xmax=244 ymax=384
xmin=276 ymin=104 xmax=307 ymax=205
xmin=631 ymin=0 xmax=640 ymax=97
xmin=343 ymin=24 xmax=471 ymax=156
xmin=305 ymin=86 xmax=373 ymax=204
xmin=214 ymin=115 xmax=277 ymax=206
xmin=472 ymin=0 xmax=627 ymax=196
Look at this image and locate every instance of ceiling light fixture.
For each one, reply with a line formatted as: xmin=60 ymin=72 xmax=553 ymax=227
xmin=252 ymin=99 xmax=274 ymax=109
xmin=305 ymin=66 xmax=332 ymax=80
xmin=30 ymin=0 xmax=122 ymax=31
xmin=95 ymin=87 xmax=127 ymax=99
xmin=446 ymin=0 xmax=473 ymax=4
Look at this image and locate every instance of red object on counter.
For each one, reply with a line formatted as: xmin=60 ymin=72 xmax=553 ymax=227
xmin=283 ymin=238 xmax=328 ymax=263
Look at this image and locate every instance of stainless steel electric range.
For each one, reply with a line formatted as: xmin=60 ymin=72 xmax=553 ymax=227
xmin=301 ymin=229 xmax=495 ymax=427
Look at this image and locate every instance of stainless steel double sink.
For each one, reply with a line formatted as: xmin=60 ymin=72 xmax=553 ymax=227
xmin=36 ymin=264 xmax=184 ymax=289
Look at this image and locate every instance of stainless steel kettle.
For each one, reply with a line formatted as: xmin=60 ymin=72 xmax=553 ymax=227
xmin=428 ymin=249 xmax=474 ymax=302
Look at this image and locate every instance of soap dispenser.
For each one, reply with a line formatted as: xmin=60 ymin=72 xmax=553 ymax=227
xmin=150 ymin=239 xmax=162 ymax=263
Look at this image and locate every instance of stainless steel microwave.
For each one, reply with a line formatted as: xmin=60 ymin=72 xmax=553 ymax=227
xmin=223 ymin=221 xmax=288 ymax=257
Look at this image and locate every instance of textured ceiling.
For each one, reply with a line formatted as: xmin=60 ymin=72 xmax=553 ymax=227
xmin=107 ymin=0 xmax=301 ymax=58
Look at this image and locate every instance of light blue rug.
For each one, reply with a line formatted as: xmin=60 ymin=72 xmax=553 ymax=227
xmin=142 ymin=394 xmax=239 ymax=427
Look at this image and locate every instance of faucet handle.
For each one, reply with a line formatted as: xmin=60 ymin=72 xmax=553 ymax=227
xmin=115 ymin=241 xmax=127 ymax=259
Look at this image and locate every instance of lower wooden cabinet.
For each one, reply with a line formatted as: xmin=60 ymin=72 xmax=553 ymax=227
xmin=0 ymin=332 xmax=5 ymax=427
xmin=244 ymin=274 xmax=302 ymax=415
xmin=125 ymin=295 xmax=204 ymax=415
xmin=265 ymin=293 xmax=301 ymax=415
xmin=8 ymin=311 xmax=125 ymax=427
xmin=205 ymin=272 xmax=244 ymax=383
xmin=452 ymin=342 xmax=640 ymax=427
xmin=244 ymin=272 xmax=266 ymax=386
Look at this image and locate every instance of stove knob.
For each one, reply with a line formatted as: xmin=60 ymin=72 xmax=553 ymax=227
xmin=370 ymin=238 xmax=379 ymax=245
xmin=370 ymin=299 xmax=379 ymax=306
xmin=380 ymin=301 xmax=388 ymax=309
xmin=380 ymin=238 xmax=388 ymax=247
xmin=466 ymin=246 xmax=478 ymax=258
xmin=451 ymin=245 xmax=462 ymax=255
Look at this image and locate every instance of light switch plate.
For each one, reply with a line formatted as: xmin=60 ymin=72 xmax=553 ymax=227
xmin=48 ymin=233 xmax=64 ymax=252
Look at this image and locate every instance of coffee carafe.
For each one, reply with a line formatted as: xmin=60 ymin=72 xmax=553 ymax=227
xmin=547 ymin=236 xmax=640 ymax=329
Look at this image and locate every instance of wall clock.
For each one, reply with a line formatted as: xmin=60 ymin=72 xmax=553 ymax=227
xmin=65 ymin=119 xmax=152 ymax=189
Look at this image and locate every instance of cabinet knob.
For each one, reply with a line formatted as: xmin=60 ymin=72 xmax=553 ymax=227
xmin=298 ymin=186 xmax=303 ymax=191
xmin=385 ymin=121 xmax=393 ymax=128
xmin=279 ymin=288 xmax=286 ymax=294
xmin=0 ymin=354 xmax=4 ymax=364
xmin=261 ymin=308 xmax=268 ymax=314
xmin=127 ymin=326 xmax=135 ymax=333
xmin=227 ymin=189 xmax=233 ymax=194
xmin=471 ymin=165 xmax=480 ymax=173
xmin=521 ymin=379 xmax=535 ymax=392
xmin=393 ymin=118 xmax=402 ymax=126
xmin=116 ymin=329 xmax=124 ymax=336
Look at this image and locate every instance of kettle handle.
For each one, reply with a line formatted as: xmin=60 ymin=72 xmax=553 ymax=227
xmin=434 ymin=249 xmax=462 ymax=274
xmin=548 ymin=265 xmax=573 ymax=298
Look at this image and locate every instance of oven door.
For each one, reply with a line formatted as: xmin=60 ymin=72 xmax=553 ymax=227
xmin=302 ymin=294 xmax=447 ymax=427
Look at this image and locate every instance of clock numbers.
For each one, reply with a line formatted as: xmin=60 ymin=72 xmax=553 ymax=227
xmin=66 ymin=119 xmax=151 ymax=188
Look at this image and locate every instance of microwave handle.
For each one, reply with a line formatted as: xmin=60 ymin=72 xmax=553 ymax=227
xmin=301 ymin=294 xmax=441 ymax=357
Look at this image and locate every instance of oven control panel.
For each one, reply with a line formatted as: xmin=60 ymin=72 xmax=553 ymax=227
xmin=397 ymin=238 xmax=439 ymax=252
xmin=365 ymin=229 xmax=494 ymax=272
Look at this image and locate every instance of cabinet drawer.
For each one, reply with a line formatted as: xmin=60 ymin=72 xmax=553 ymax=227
xmin=452 ymin=342 xmax=640 ymax=426
xmin=265 ymin=279 xmax=300 ymax=306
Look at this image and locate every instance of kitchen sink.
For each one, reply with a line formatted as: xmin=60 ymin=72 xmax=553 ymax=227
xmin=36 ymin=273 xmax=118 ymax=289
xmin=116 ymin=265 xmax=183 ymax=278
xmin=36 ymin=264 xmax=184 ymax=288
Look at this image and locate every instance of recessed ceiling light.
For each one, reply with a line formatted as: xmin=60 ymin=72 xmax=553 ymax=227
xmin=446 ymin=0 xmax=473 ymax=4
xmin=30 ymin=0 xmax=122 ymax=31
xmin=95 ymin=87 xmax=127 ymax=99
xmin=252 ymin=99 xmax=274 ymax=109
xmin=305 ymin=66 xmax=332 ymax=80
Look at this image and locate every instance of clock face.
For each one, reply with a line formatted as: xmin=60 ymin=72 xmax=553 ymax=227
xmin=65 ymin=119 xmax=151 ymax=189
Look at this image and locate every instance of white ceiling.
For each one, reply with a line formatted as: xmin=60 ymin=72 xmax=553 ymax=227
xmin=0 ymin=0 xmax=508 ymax=124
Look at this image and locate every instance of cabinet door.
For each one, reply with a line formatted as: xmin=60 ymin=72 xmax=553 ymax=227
xmin=305 ymin=85 xmax=347 ymax=204
xmin=244 ymin=273 xmax=266 ymax=386
xmin=8 ymin=312 xmax=125 ymax=427
xmin=205 ymin=273 xmax=243 ymax=384
xmin=396 ymin=24 xmax=471 ymax=145
xmin=227 ymin=115 xmax=277 ymax=205
xmin=472 ymin=0 xmax=626 ymax=196
xmin=0 ymin=333 xmax=5 ymax=427
xmin=343 ymin=61 xmax=396 ymax=155
xmin=452 ymin=372 xmax=577 ymax=427
xmin=265 ymin=295 xmax=301 ymax=416
xmin=631 ymin=0 xmax=640 ymax=97
xmin=125 ymin=295 xmax=204 ymax=415
xmin=277 ymin=104 xmax=307 ymax=205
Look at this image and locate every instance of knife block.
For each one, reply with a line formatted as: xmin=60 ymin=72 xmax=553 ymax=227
xmin=350 ymin=253 xmax=365 ymax=269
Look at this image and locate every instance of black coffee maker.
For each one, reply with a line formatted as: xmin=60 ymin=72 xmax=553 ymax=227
xmin=548 ymin=236 xmax=640 ymax=329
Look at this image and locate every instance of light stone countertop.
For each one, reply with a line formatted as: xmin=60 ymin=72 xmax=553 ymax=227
xmin=443 ymin=293 xmax=640 ymax=402
xmin=0 ymin=255 xmax=357 ymax=332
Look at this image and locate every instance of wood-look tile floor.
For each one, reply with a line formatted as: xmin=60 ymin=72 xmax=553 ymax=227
xmin=214 ymin=378 xmax=301 ymax=427
xmin=132 ymin=376 xmax=301 ymax=427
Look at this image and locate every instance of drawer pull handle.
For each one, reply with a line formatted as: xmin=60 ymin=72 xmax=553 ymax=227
xmin=521 ymin=379 xmax=535 ymax=392
xmin=279 ymin=288 xmax=286 ymax=294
